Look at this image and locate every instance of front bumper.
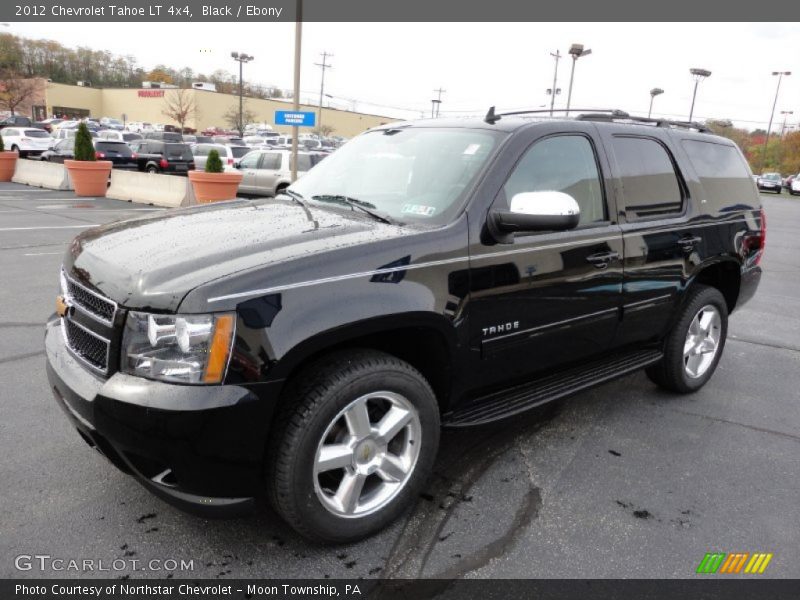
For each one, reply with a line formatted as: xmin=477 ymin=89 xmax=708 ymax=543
xmin=45 ymin=316 xmax=281 ymax=517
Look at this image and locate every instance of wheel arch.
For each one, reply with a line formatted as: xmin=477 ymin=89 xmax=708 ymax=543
xmin=269 ymin=313 xmax=458 ymax=413
xmin=689 ymin=257 xmax=741 ymax=313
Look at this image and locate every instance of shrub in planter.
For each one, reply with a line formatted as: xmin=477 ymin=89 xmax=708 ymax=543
xmin=0 ymin=129 xmax=19 ymax=183
xmin=188 ymin=148 xmax=243 ymax=204
xmin=65 ymin=122 xmax=113 ymax=197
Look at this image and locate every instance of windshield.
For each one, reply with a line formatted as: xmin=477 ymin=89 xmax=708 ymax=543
xmin=762 ymin=173 xmax=781 ymax=181
xmin=289 ymin=128 xmax=501 ymax=225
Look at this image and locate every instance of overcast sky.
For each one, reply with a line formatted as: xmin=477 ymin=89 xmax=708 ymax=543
xmin=7 ymin=22 xmax=800 ymax=130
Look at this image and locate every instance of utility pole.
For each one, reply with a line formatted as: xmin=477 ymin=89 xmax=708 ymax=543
xmin=431 ymin=87 xmax=445 ymax=118
xmin=762 ymin=71 xmax=791 ymax=171
xmin=290 ymin=0 xmax=302 ymax=183
xmin=315 ymin=51 xmax=333 ymax=136
xmin=549 ymin=50 xmax=561 ymax=116
xmin=780 ymin=110 xmax=794 ymax=139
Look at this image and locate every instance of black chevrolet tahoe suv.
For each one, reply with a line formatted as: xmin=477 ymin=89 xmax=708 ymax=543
xmin=46 ymin=109 xmax=764 ymax=543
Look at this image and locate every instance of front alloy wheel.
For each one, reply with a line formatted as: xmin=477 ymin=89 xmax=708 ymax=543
xmin=314 ymin=391 xmax=421 ymax=517
xmin=683 ymin=305 xmax=721 ymax=379
xmin=267 ymin=349 xmax=439 ymax=543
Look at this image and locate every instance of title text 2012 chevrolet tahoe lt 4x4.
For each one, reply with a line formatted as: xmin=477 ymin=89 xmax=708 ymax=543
xmin=46 ymin=109 xmax=764 ymax=543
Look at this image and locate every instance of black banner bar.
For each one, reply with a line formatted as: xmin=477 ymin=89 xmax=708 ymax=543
xmin=4 ymin=579 xmax=800 ymax=600
xmin=2 ymin=0 xmax=799 ymax=22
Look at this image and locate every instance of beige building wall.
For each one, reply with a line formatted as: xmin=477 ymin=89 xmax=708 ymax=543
xmin=41 ymin=83 xmax=394 ymax=137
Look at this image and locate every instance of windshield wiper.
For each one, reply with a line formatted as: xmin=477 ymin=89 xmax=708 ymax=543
xmin=311 ymin=194 xmax=396 ymax=225
xmin=278 ymin=188 xmax=308 ymax=208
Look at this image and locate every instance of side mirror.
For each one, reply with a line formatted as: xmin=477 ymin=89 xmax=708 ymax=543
xmin=490 ymin=191 xmax=580 ymax=240
xmin=233 ymin=161 xmax=241 ymax=169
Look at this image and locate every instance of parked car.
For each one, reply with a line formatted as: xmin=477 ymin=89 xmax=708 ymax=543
xmin=235 ymin=149 xmax=323 ymax=196
xmin=127 ymin=121 xmax=154 ymax=133
xmin=46 ymin=112 xmax=764 ymax=544
xmin=40 ymin=139 xmax=138 ymax=170
xmin=212 ymin=136 xmax=245 ymax=146
xmin=0 ymin=115 xmax=34 ymax=129
xmin=53 ymin=128 xmax=99 ymax=141
xmin=757 ymin=172 xmax=782 ymax=193
xmin=143 ymin=131 xmax=184 ymax=142
xmin=790 ymin=175 xmax=800 ymax=196
xmin=128 ymin=140 xmax=195 ymax=174
xmin=99 ymin=117 xmax=125 ymax=130
xmin=37 ymin=118 xmax=65 ymax=133
xmin=98 ymin=130 xmax=143 ymax=143
xmin=193 ymin=135 xmax=214 ymax=144
xmin=782 ymin=173 xmax=796 ymax=191
xmin=0 ymin=127 xmax=53 ymax=157
xmin=182 ymin=134 xmax=197 ymax=144
xmin=191 ymin=143 xmax=251 ymax=171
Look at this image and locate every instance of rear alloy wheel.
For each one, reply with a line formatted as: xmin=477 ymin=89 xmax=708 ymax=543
xmin=147 ymin=165 xmax=158 ymax=173
xmin=646 ymin=284 xmax=728 ymax=393
xmin=267 ymin=349 xmax=439 ymax=543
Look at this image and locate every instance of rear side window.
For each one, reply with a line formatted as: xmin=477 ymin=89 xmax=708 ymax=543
xmin=95 ymin=142 xmax=132 ymax=156
xmin=26 ymin=129 xmax=50 ymax=138
xmin=612 ymin=136 xmax=684 ymax=219
xmin=260 ymin=152 xmax=281 ymax=169
xmin=681 ymin=140 xmax=757 ymax=208
xmin=164 ymin=143 xmax=193 ymax=160
xmin=230 ymin=146 xmax=251 ymax=159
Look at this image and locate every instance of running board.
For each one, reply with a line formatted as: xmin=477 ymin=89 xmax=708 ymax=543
xmin=443 ymin=349 xmax=663 ymax=428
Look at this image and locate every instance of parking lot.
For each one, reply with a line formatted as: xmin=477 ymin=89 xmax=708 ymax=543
xmin=0 ymin=183 xmax=798 ymax=579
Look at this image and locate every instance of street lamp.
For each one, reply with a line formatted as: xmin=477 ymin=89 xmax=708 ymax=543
xmin=565 ymin=43 xmax=592 ymax=114
xmin=231 ymin=51 xmax=254 ymax=136
xmin=762 ymin=71 xmax=791 ymax=169
xmin=648 ymin=87 xmax=664 ymax=119
xmin=548 ymin=50 xmax=561 ymax=116
xmin=688 ymin=68 xmax=711 ymax=122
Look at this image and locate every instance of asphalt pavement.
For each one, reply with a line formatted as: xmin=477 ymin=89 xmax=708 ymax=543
xmin=0 ymin=183 xmax=798 ymax=579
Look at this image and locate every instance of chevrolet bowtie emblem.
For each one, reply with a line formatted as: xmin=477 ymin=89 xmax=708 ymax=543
xmin=56 ymin=295 xmax=69 ymax=318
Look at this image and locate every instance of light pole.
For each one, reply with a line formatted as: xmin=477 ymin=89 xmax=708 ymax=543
xmin=291 ymin=0 xmax=302 ymax=182
xmin=762 ymin=71 xmax=791 ymax=170
xmin=230 ymin=51 xmax=254 ymax=136
xmin=565 ymin=43 xmax=591 ymax=114
xmin=549 ymin=50 xmax=562 ymax=116
xmin=648 ymin=88 xmax=664 ymax=119
xmin=688 ymin=68 xmax=711 ymax=122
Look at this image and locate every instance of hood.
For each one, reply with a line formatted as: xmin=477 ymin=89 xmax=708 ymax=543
xmin=65 ymin=198 xmax=405 ymax=312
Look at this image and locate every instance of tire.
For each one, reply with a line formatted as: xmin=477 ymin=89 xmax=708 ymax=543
xmin=646 ymin=284 xmax=728 ymax=394
xmin=266 ymin=349 xmax=440 ymax=543
xmin=146 ymin=165 xmax=158 ymax=174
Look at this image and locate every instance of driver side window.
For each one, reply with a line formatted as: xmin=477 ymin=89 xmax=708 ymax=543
xmin=503 ymin=135 xmax=606 ymax=226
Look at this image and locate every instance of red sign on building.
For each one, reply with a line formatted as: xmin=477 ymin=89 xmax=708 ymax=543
xmin=138 ymin=90 xmax=165 ymax=98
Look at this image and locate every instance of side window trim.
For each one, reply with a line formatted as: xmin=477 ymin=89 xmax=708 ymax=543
xmin=610 ymin=134 xmax=690 ymax=223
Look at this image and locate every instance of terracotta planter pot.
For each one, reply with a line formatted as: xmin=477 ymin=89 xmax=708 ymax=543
xmin=188 ymin=170 xmax=243 ymax=204
xmin=65 ymin=160 xmax=113 ymax=197
xmin=0 ymin=150 xmax=19 ymax=182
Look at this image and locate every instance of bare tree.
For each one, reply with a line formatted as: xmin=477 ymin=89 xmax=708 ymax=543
xmin=222 ymin=103 xmax=256 ymax=134
xmin=161 ymin=88 xmax=198 ymax=134
xmin=0 ymin=72 xmax=40 ymax=116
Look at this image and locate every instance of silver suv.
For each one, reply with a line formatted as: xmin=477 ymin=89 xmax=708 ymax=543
xmin=235 ymin=149 xmax=324 ymax=197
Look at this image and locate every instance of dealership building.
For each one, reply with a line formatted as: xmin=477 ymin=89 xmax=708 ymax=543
xmin=17 ymin=79 xmax=394 ymax=137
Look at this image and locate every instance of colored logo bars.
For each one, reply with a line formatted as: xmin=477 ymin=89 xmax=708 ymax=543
xmin=696 ymin=552 xmax=773 ymax=574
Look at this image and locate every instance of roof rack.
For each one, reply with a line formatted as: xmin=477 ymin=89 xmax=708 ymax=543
xmin=483 ymin=106 xmax=710 ymax=132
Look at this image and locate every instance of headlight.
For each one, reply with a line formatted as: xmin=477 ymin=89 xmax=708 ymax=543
xmin=121 ymin=311 xmax=236 ymax=384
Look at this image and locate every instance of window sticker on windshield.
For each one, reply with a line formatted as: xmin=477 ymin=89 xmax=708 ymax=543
xmin=402 ymin=204 xmax=436 ymax=217
xmin=463 ymin=144 xmax=481 ymax=155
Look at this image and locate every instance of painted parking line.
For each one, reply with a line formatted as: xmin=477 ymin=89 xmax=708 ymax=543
xmin=23 ymin=251 xmax=64 ymax=256
xmin=0 ymin=224 xmax=99 ymax=232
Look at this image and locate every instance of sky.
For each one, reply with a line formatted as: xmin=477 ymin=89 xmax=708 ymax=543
xmin=6 ymin=21 xmax=800 ymax=131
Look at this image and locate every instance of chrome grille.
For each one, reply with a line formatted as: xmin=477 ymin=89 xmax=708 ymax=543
xmin=64 ymin=318 xmax=109 ymax=372
xmin=64 ymin=275 xmax=117 ymax=325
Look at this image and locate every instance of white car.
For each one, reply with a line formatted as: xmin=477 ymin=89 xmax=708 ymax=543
xmin=790 ymin=176 xmax=800 ymax=196
xmin=1 ymin=127 xmax=53 ymax=157
xmin=126 ymin=121 xmax=154 ymax=133
xmin=191 ymin=143 xmax=252 ymax=171
xmin=97 ymin=130 xmax=143 ymax=143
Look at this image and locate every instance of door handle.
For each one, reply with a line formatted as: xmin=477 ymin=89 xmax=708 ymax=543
xmin=586 ymin=251 xmax=620 ymax=269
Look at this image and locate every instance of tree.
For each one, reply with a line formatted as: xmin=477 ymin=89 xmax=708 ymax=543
xmin=205 ymin=149 xmax=223 ymax=173
xmin=222 ymin=102 xmax=256 ymax=134
xmin=162 ymin=88 xmax=198 ymax=134
xmin=73 ymin=122 xmax=95 ymax=161
xmin=0 ymin=72 xmax=39 ymax=115
xmin=146 ymin=66 xmax=174 ymax=84
xmin=313 ymin=124 xmax=335 ymax=137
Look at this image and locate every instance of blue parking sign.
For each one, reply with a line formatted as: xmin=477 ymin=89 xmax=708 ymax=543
xmin=275 ymin=111 xmax=316 ymax=127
